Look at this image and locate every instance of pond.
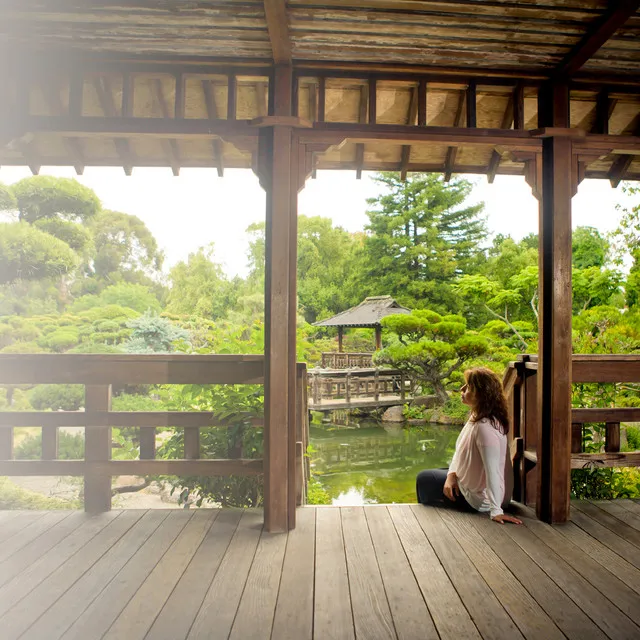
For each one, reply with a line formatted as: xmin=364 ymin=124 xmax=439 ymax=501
xmin=309 ymin=418 xmax=462 ymax=505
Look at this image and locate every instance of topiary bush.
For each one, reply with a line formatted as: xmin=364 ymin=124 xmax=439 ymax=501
xmin=30 ymin=384 xmax=84 ymax=411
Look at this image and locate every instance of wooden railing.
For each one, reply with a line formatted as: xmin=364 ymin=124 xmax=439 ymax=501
xmin=320 ymin=352 xmax=374 ymax=369
xmin=308 ymin=367 xmax=411 ymax=410
xmin=0 ymin=354 xmax=309 ymax=514
xmin=505 ymin=354 xmax=640 ymax=506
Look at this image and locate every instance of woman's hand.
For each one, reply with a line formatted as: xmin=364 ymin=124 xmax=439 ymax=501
xmin=492 ymin=514 xmax=523 ymax=525
xmin=443 ymin=473 xmax=459 ymax=501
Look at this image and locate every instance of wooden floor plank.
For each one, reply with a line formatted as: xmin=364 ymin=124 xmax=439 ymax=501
xmin=389 ymin=506 xmax=480 ymax=640
xmin=62 ymin=510 xmax=194 ymax=640
xmin=440 ymin=510 xmax=564 ymax=640
xmin=573 ymin=501 xmax=640 ymax=550
xmin=0 ymin=511 xmax=71 ymax=564
xmin=0 ymin=512 xmax=90 ymax=588
xmin=503 ymin=516 xmax=640 ymax=639
xmin=146 ymin=509 xmax=241 ymax=640
xmin=570 ymin=507 xmax=640 ymax=571
xmin=0 ymin=510 xmax=144 ymax=640
xmin=412 ymin=506 xmax=523 ymax=640
xmin=228 ymin=523 xmax=288 ymax=640
xmin=103 ymin=509 xmax=215 ymax=640
xmin=21 ymin=510 xmax=169 ymax=640
xmin=593 ymin=500 xmax=640 ymax=532
xmin=313 ymin=507 xmax=355 ymax=640
xmin=469 ymin=513 xmax=606 ymax=640
xmin=525 ymin=516 xmax=640 ymax=628
xmin=0 ymin=512 xmax=47 ymax=544
xmin=617 ymin=499 xmax=640 ymax=515
xmin=366 ymin=506 xmax=437 ymax=640
xmin=557 ymin=520 xmax=640 ymax=596
xmin=0 ymin=510 xmax=21 ymax=523
xmin=271 ymin=507 xmax=315 ymax=640
xmin=341 ymin=506 xmax=397 ymax=639
xmin=187 ymin=510 xmax=263 ymax=640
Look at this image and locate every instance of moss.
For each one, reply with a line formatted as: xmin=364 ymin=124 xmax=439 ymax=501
xmin=0 ymin=477 xmax=80 ymax=510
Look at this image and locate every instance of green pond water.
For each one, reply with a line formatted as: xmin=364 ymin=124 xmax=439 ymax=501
xmin=309 ymin=419 xmax=462 ymax=505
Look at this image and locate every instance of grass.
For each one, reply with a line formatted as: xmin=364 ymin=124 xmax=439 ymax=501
xmin=0 ymin=476 xmax=81 ymax=510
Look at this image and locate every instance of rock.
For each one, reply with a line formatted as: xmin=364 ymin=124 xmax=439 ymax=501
xmin=381 ymin=405 xmax=404 ymax=422
xmin=407 ymin=418 xmax=427 ymax=425
xmin=410 ymin=395 xmax=439 ymax=409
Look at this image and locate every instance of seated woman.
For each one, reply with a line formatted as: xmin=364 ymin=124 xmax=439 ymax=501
xmin=416 ymin=367 xmax=522 ymax=525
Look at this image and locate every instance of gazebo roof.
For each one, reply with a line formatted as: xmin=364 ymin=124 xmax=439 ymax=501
xmin=313 ymin=296 xmax=411 ymax=328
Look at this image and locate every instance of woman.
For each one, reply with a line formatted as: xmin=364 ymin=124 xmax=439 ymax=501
xmin=416 ymin=367 xmax=522 ymax=525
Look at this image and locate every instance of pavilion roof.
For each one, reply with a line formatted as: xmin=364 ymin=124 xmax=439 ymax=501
xmin=0 ymin=1 xmax=638 ymax=181
xmin=313 ymin=296 xmax=411 ymax=328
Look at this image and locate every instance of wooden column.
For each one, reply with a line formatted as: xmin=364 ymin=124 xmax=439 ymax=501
xmin=84 ymin=385 xmax=112 ymax=513
xmin=375 ymin=326 xmax=382 ymax=351
xmin=338 ymin=326 xmax=344 ymax=353
xmin=258 ymin=65 xmax=299 ymax=532
xmin=534 ymin=83 xmax=574 ymax=522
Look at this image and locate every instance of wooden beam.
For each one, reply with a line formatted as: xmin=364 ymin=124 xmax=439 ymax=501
xmin=317 ymin=76 xmax=325 ymax=123
xmin=256 ymin=81 xmax=268 ymax=117
xmin=417 ymin=78 xmax=427 ymax=127
xmin=444 ymin=90 xmax=466 ymax=181
xmin=513 ymin=83 xmax=525 ymax=130
xmin=554 ymin=0 xmax=640 ymax=76
xmin=227 ymin=74 xmax=236 ymax=121
xmin=400 ymin=86 xmax=419 ymax=180
xmin=263 ymin=0 xmax=292 ymax=65
xmin=537 ymin=134 xmax=574 ymax=524
xmin=152 ymin=79 xmax=181 ymax=176
xmin=487 ymin=93 xmax=515 ymax=183
xmin=466 ymin=80 xmax=477 ymax=128
xmin=355 ymin=84 xmax=368 ymax=179
xmin=609 ymin=115 xmax=640 ymax=187
xmin=201 ymin=79 xmax=225 ymax=177
xmin=92 ymin=76 xmax=134 ymax=175
xmin=368 ymin=77 xmax=377 ymax=125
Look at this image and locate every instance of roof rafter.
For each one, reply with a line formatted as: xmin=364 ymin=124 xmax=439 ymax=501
xmin=553 ymin=0 xmax=640 ymax=77
xmin=486 ymin=93 xmax=515 ymax=183
xmin=263 ymin=0 xmax=292 ymax=65
xmin=400 ymin=86 xmax=419 ymax=180
xmin=355 ymin=85 xmax=368 ymax=179
xmin=151 ymin=78 xmax=181 ymax=176
xmin=444 ymin=91 xmax=466 ymax=182
xmin=92 ymin=76 xmax=134 ymax=175
xmin=201 ymin=79 xmax=225 ymax=177
xmin=609 ymin=115 xmax=640 ymax=187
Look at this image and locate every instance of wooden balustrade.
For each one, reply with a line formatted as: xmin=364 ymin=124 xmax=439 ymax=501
xmin=320 ymin=352 xmax=374 ymax=369
xmin=505 ymin=354 xmax=640 ymax=508
xmin=0 ymin=353 xmax=308 ymax=516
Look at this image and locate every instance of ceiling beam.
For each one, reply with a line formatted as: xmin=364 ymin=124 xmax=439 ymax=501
xmin=444 ymin=91 xmax=466 ymax=182
xmin=263 ymin=0 xmax=292 ymax=65
xmin=355 ymin=85 xmax=368 ymax=179
xmin=152 ymin=79 xmax=181 ymax=176
xmin=201 ymin=79 xmax=225 ymax=177
xmin=400 ymin=87 xmax=419 ymax=180
xmin=609 ymin=115 xmax=640 ymax=187
xmin=92 ymin=76 xmax=134 ymax=175
xmin=554 ymin=0 xmax=640 ymax=77
xmin=487 ymin=93 xmax=516 ymax=183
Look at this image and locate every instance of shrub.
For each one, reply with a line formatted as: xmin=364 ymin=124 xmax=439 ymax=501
xmin=626 ymin=426 xmax=640 ymax=451
xmin=30 ymin=384 xmax=84 ymax=411
xmin=14 ymin=430 xmax=85 ymax=461
xmin=41 ymin=328 xmax=79 ymax=352
xmin=0 ymin=477 xmax=79 ymax=509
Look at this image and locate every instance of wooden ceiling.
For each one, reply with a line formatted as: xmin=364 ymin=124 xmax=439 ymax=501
xmin=0 ymin=1 xmax=638 ymax=182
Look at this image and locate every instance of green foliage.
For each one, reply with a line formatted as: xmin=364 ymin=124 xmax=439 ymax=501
xmin=0 ymin=477 xmax=79 ymax=510
xmin=124 ymin=311 xmax=190 ymax=353
xmin=33 ymin=218 xmax=92 ymax=253
xmin=40 ymin=328 xmax=80 ymax=352
xmin=14 ymin=430 xmax=85 ymax=461
xmin=626 ymin=426 xmax=640 ymax=451
xmin=71 ymin=283 xmax=161 ymax=315
xmin=0 ymin=222 xmax=78 ymax=284
xmin=30 ymin=384 xmax=84 ymax=411
xmin=306 ymin=477 xmax=332 ymax=505
xmin=572 ymin=226 xmax=609 ymax=269
xmin=571 ymin=467 xmax=640 ymax=500
xmin=0 ymin=181 xmax=17 ymax=210
xmin=9 ymin=176 xmax=101 ymax=223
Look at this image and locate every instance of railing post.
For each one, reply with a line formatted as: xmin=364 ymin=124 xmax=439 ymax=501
xmin=140 ymin=428 xmax=156 ymax=460
xmin=571 ymin=423 xmax=583 ymax=454
xmin=345 ymin=372 xmax=351 ymax=406
xmin=0 ymin=422 xmax=13 ymax=461
xmin=374 ymin=369 xmax=379 ymax=402
xmin=42 ymin=426 xmax=59 ymax=460
xmin=84 ymin=385 xmax=112 ymax=513
xmin=605 ymin=422 xmax=620 ymax=453
xmin=184 ymin=427 xmax=200 ymax=459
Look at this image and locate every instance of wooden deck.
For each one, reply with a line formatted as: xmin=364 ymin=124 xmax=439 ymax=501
xmin=1 ymin=501 xmax=639 ymax=640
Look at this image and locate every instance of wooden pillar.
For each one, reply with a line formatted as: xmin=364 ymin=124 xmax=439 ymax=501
xmin=84 ymin=385 xmax=112 ymax=513
xmin=375 ymin=326 xmax=382 ymax=351
xmin=257 ymin=65 xmax=305 ymax=532
xmin=338 ymin=326 xmax=344 ymax=353
xmin=535 ymin=83 xmax=574 ymax=523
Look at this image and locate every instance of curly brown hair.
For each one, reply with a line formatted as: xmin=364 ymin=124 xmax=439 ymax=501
xmin=464 ymin=367 xmax=509 ymax=434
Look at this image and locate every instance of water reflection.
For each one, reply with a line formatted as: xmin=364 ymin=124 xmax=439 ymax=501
xmin=309 ymin=419 xmax=461 ymax=505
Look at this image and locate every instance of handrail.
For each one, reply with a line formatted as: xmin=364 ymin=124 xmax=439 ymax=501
xmin=0 ymin=353 xmax=266 ymax=513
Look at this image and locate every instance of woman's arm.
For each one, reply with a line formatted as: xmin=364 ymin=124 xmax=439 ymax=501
xmin=477 ymin=422 xmax=506 ymax=519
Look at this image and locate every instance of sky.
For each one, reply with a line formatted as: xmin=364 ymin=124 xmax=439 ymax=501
xmin=0 ymin=165 xmax=633 ymax=278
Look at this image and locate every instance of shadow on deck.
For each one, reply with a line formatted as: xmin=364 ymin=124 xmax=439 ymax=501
xmin=1 ymin=500 xmax=639 ymax=639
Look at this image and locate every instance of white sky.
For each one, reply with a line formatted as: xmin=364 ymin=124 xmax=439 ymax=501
xmin=0 ymin=165 xmax=632 ymax=278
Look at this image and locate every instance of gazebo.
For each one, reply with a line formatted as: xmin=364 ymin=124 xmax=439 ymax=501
xmin=0 ymin=1 xmax=639 ymax=532
xmin=314 ymin=295 xmax=411 ymax=353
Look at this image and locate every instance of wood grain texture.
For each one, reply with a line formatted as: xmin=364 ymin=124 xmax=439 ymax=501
xmin=314 ymin=507 xmax=355 ymax=640
xmin=0 ymin=511 xmax=70 ymax=564
xmin=340 ymin=506 xmax=396 ymax=639
xmin=366 ymin=506 xmax=437 ymax=639
xmin=592 ymin=499 xmax=640 ymax=532
xmin=572 ymin=500 xmax=640 ymax=549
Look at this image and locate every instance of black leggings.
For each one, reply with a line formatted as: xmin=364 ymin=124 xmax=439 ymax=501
xmin=416 ymin=468 xmax=472 ymax=511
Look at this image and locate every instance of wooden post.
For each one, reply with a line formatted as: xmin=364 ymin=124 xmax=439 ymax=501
xmin=374 ymin=369 xmax=380 ymax=402
xmin=139 ymin=428 xmax=155 ymax=459
xmin=84 ymin=385 xmax=112 ymax=513
xmin=0 ymin=423 xmax=13 ymax=461
xmin=571 ymin=423 xmax=583 ymax=454
xmin=375 ymin=325 xmax=382 ymax=351
xmin=41 ymin=426 xmax=59 ymax=460
xmin=338 ymin=326 xmax=344 ymax=353
xmin=605 ymin=422 xmax=620 ymax=453
xmin=345 ymin=372 xmax=351 ymax=406
xmin=259 ymin=65 xmax=297 ymax=532
xmin=184 ymin=427 xmax=200 ymax=459
xmin=535 ymin=84 xmax=574 ymax=523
